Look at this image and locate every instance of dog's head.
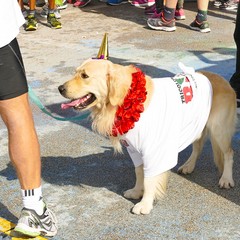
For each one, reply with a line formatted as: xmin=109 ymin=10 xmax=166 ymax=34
xmin=59 ymin=59 xmax=135 ymax=112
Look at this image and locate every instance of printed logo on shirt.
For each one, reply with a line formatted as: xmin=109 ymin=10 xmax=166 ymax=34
xmin=171 ymin=74 xmax=193 ymax=104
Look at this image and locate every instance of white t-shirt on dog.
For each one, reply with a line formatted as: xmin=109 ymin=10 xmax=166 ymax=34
xmin=121 ymin=65 xmax=212 ymax=178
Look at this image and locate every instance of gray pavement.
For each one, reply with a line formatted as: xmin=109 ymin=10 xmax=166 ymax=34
xmin=1 ymin=1 xmax=240 ymax=239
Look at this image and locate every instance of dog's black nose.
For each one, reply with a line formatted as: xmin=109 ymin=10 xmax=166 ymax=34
xmin=58 ymin=85 xmax=66 ymax=95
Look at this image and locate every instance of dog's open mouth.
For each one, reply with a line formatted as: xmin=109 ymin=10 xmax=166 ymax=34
xmin=61 ymin=93 xmax=96 ymax=110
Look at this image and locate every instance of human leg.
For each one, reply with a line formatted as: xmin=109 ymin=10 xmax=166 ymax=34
xmin=0 ymin=38 xmax=57 ymax=237
xmin=189 ymin=0 xmax=211 ymax=33
xmin=47 ymin=0 xmax=62 ymax=29
xmin=164 ymin=0 xmax=178 ymax=8
xmin=0 ymin=94 xmax=41 ymax=189
xmin=175 ymin=0 xmax=185 ymax=20
xmin=147 ymin=0 xmax=177 ymax=31
xmin=18 ymin=0 xmax=28 ymax=18
xmin=25 ymin=0 xmax=38 ymax=31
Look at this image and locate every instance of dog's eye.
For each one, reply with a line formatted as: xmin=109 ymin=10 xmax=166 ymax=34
xmin=81 ymin=73 xmax=89 ymax=79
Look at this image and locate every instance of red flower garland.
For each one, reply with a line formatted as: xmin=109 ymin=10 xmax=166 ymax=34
xmin=112 ymin=69 xmax=147 ymax=136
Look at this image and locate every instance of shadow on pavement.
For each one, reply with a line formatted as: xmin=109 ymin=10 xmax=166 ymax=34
xmin=0 ymin=202 xmax=18 ymax=224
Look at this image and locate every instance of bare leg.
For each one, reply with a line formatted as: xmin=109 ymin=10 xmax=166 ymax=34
xmin=0 ymin=93 xmax=41 ymax=190
xmin=18 ymin=0 xmax=24 ymax=10
xmin=197 ymin=0 xmax=209 ymax=11
xmin=29 ymin=0 xmax=36 ymax=11
xmin=165 ymin=0 xmax=178 ymax=8
xmin=48 ymin=0 xmax=56 ymax=10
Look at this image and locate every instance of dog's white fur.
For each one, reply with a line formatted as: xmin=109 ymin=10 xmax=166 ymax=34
xmin=59 ymin=59 xmax=237 ymax=215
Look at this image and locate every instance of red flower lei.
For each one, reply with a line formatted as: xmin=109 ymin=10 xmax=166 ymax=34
xmin=112 ymin=69 xmax=147 ymax=137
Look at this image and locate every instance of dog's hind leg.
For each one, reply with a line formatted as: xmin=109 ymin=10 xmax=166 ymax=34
xmin=208 ymin=97 xmax=236 ymax=188
xmin=210 ymin=134 xmax=234 ymax=188
xmin=219 ymin=149 xmax=234 ymax=188
xmin=178 ymin=128 xmax=208 ymax=175
xmin=131 ymin=171 xmax=169 ymax=215
xmin=124 ymin=165 xmax=144 ymax=200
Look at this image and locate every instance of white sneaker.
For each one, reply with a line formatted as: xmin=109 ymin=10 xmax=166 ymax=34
xmin=14 ymin=205 xmax=57 ymax=237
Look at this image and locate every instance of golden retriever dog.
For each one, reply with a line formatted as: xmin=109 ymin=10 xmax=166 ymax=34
xmin=58 ymin=59 xmax=236 ymax=215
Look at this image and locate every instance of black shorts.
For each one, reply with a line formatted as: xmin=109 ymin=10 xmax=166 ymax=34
xmin=0 ymin=38 xmax=28 ymax=100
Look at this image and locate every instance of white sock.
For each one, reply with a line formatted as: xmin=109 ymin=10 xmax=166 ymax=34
xmin=21 ymin=186 xmax=44 ymax=215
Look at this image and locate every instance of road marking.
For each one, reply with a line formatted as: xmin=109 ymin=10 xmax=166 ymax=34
xmin=0 ymin=217 xmax=46 ymax=240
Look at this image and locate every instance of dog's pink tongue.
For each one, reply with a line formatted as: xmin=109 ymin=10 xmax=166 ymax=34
xmin=61 ymin=99 xmax=81 ymax=110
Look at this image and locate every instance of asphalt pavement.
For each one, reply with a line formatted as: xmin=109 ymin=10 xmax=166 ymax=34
xmin=0 ymin=1 xmax=240 ymax=239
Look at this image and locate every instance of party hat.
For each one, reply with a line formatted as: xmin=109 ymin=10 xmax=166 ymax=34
xmin=97 ymin=33 xmax=109 ymax=60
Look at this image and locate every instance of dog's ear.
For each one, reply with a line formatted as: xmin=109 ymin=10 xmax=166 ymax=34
xmin=108 ymin=64 xmax=131 ymax=107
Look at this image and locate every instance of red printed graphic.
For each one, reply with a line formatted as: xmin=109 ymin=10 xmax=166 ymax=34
xmin=174 ymin=75 xmax=193 ymax=104
xmin=182 ymin=77 xmax=193 ymax=103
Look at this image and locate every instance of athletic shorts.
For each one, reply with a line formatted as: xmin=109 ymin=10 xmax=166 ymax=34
xmin=0 ymin=38 xmax=28 ymax=100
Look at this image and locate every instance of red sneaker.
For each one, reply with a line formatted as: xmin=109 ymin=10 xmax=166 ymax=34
xmin=130 ymin=0 xmax=155 ymax=7
xmin=73 ymin=0 xmax=91 ymax=7
xmin=175 ymin=8 xmax=186 ymax=20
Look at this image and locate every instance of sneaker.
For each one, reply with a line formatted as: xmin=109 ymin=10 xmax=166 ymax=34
xmin=56 ymin=0 xmax=68 ymax=9
xmin=130 ymin=0 xmax=155 ymax=7
xmin=147 ymin=16 xmax=176 ymax=31
xmin=213 ymin=0 xmax=224 ymax=7
xmin=41 ymin=4 xmax=61 ymax=19
xmin=219 ymin=0 xmax=239 ymax=10
xmin=73 ymin=0 xmax=91 ymax=7
xmin=107 ymin=0 xmax=127 ymax=5
xmin=14 ymin=206 xmax=57 ymax=237
xmin=145 ymin=3 xmax=156 ymax=15
xmin=175 ymin=8 xmax=186 ymax=20
xmin=47 ymin=13 xmax=62 ymax=29
xmin=25 ymin=14 xmax=38 ymax=31
xmin=189 ymin=19 xmax=211 ymax=33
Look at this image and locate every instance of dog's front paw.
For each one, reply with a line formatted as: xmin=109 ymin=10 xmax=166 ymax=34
xmin=177 ymin=162 xmax=195 ymax=174
xmin=124 ymin=188 xmax=143 ymax=200
xmin=219 ymin=176 xmax=235 ymax=189
xmin=132 ymin=201 xmax=153 ymax=215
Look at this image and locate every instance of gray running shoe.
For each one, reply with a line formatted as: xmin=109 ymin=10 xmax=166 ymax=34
xmin=14 ymin=206 xmax=57 ymax=237
xmin=189 ymin=19 xmax=211 ymax=33
xmin=147 ymin=16 xmax=176 ymax=31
